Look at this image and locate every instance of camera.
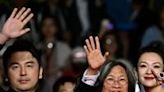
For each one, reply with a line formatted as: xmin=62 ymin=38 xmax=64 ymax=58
xmin=160 ymin=72 xmax=164 ymax=78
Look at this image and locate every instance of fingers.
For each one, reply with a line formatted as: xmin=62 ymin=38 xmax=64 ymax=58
xmin=95 ymin=36 xmax=100 ymax=50
xmin=85 ymin=36 xmax=100 ymax=52
xmin=85 ymin=39 xmax=92 ymax=52
xmin=22 ymin=13 xmax=33 ymax=25
xmin=90 ymin=36 xmax=95 ymax=50
xmin=84 ymin=45 xmax=89 ymax=55
xmin=151 ymin=69 xmax=160 ymax=80
xmin=18 ymin=28 xmax=30 ymax=36
xmin=104 ymin=52 xmax=109 ymax=59
xmin=19 ymin=8 xmax=31 ymax=21
xmin=10 ymin=8 xmax=18 ymax=18
xmin=15 ymin=7 xmax=26 ymax=19
xmin=12 ymin=7 xmax=33 ymax=25
xmin=151 ymin=69 xmax=164 ymax=85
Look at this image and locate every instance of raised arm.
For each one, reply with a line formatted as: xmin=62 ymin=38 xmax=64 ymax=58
xmin=0 ymin=7 xmax=33 ymax=44
xmin=74 ymin=36 xmax=109 ymax=92
xmin=84 ymin=36 xmax=109 ymax=75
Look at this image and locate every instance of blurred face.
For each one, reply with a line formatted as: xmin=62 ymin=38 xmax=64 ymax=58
xmin=102 ymin=65 xmax=128 ymax=92
xmin=42 ymin=17 xmax=57 ymax=38
xmin=138 ymin=52 xmax=163 ymax=87
xmin=7 ymin=51 xmax=43 ymax=91
xmin=104 ymin=35 xmax=118 ymax=56
xmin=160 ymin=8 xmax=164 ymax=29
xmin=58 ymin=82 xmax=76 ymax=92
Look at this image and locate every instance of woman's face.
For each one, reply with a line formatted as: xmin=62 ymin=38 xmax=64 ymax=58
xmin=102 ymin=65 xmax=128 ymax=92
xmin=138 ymin=52 xmax=164 ymax=87
xmin=160 ymin=8 xmax=164 ymax=29
xmin=41 ymin=18 xmax=57 ymax=38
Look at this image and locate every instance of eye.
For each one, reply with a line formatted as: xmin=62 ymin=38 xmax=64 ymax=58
xmin=11 ymin=65 xmax=19 ymax=70
xmin=120 ymin=78 xmax=125 ymax=81
xmin=119 ymin=77 xmax=127 ymax=85
xmin=26 ymin=64 xmax=34 ymax=68
xmin=153 ymin=65 xmax=160 ymax=68
xmin=106 ymin=77 xmax=113 ymax=81
xmin=139 ymin=64 xmax=147 ymax=68
xmin=119 ymin=78 xmax=126 ymax=82
xmin=106 ymin=77 xmax=114 ymax=85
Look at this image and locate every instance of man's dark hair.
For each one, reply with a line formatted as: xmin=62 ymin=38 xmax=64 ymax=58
xmin=2 ymin=39 xmax=41 ymax=74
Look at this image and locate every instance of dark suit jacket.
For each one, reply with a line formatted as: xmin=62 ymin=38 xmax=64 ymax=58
xmin=0 ymin=44 xmax=3 ymax=50
xmin=74 ymin=80 xmax=98 ymax=92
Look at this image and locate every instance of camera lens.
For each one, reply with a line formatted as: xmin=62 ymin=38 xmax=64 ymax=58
xmin=160 ymin=72 xmax=164 ymax=78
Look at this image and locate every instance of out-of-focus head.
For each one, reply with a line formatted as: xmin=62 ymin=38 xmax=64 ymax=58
xmin=41 ymin=15 xmax=59 ymax=38
xmin=159 ymin=5 xmax=164 ymax=29
xmin=96 ymin=59 xmax=136 ymax=92
xmin=14 ymin=0 xmax=30 ymax=7
xmin=2 ymin=39 xmax=43 ymax=91
xmin=137 ymin=41 xmax=164 ymax=88
xmin=48 ymin=0 xmax=59 ymax=4
xmin=53 ymin=76 xmax=76 ymax=92
xmin=100 ymin=31 xmax=122 ymax=59
xmin=70 ymin=47 xmax=87 ymax=73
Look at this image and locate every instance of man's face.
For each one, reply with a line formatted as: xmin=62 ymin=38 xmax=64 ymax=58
xmin=7 ymin=51 xmax=43 ymax=91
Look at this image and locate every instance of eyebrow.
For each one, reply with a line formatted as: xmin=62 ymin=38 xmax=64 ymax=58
xmin=138 ymin=61 xmax=162 ymax=65
xmin=106 ymin=74 xmax=126 ymax=78
xmin=25 ymin=61 xmax=35 ymax=64
xmin=152 ymin=62 xmax=162 ymax=65
xmin=8 ymin=62 xmax=19 ymax=67
xmin=8 ymin=60 xmax=35 ymax=66
xmin=139 ymin=61 xmax=147 ymax=63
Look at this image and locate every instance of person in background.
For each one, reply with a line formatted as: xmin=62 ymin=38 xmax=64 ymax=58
xmin=136 ymin=41 xmax=164 ymax=92
xmin=100 ymin=31 xmax=123 ymax=60
xmin=98 ymin=19 xmax=123 ymax=59
xmin=38 ymin=15 xmax=71 ymax=92
xmin=141 ymin=5 xmax=164 ymax=48
xmin=53 ymin=76 xmax=76 ymax=92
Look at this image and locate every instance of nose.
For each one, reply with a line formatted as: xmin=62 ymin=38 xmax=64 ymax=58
xmin=146 ymin=67 xmax=152 ymax=74
xmin=20 ymin=66 xmax=27 ymax=76
xmin=113 ymin=80 xmax=121 ymax=88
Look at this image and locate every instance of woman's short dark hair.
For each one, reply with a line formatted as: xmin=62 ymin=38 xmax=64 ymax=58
xmin=95 ymin=59 xmax=136 ymax=92
xmin=2 ymin=39 xmax=41 ymax=74
xmin=135 ymin=41 xmax=164 ymax=69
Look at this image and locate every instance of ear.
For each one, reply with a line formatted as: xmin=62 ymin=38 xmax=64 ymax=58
xmin=39 ymin=67 xmax=43 ymax=79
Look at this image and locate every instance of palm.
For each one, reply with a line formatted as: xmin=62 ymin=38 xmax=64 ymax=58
xmin=84 ymin=36 xmax=108 ymax=70
xmin=2 ymin=7 xmax=33 ymax=38
xmin=87 ymin=49 xmax=105 ymax=69
xmin=3 ymin=18 xmax=24 ymax=38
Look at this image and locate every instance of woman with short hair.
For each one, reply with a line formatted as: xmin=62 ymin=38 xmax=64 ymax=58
xmin=75 ymin=36 xmax=136 ymax=92
xmin=136 ymin=41 xmax=164 ymax=92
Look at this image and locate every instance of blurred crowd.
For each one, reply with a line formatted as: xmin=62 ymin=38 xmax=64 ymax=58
xmin=0 ymin=0 xmax=164 ymax=92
